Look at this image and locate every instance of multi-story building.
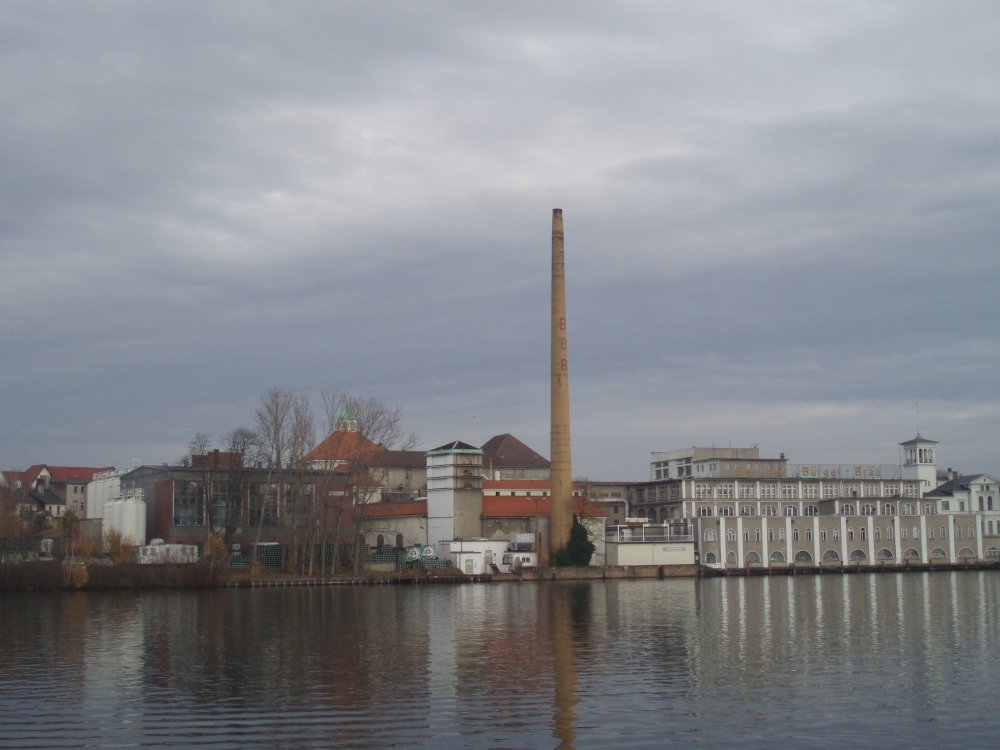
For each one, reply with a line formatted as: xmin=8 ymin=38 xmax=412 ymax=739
xmin=632 ymin=436 xmax=998 ymax=569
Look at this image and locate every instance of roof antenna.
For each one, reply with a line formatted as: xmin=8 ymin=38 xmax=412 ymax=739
xmin=915 ymin=400 xmax=920 ymax=436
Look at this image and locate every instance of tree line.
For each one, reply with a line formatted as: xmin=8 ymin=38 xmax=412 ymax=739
xmin=189 ymin=388 xmax=419 ymax=576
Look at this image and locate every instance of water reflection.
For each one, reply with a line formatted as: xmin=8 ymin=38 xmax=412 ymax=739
xmin=1 ymin=574 xmax=998 ymax=748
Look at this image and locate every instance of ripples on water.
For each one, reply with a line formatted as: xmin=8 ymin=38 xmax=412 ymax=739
xmin=1 ymin=573 xmax=998 ymax=748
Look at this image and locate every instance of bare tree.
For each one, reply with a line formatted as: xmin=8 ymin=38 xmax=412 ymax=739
xmin=251 ymin=387 xmax=296 ymax=564
xmin=321 ymin=391 xmax=419 ymax=451
xmin=286 ymin=393 xmax=316 ymax=573
xmin=187 ymin=432 xmax=217 ymax=569
xmin=221 ymin=426 xmax=262 ymax=547
xmin=320 ymin=391 xmax=420 ymax=573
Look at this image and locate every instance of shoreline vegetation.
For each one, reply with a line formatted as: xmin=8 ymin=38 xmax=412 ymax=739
xmin=2 ymin=560 xmax=997 ymax=592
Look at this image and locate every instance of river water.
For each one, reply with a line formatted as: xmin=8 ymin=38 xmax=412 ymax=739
xmin=1 ymin=572 xmax=998 ymax=748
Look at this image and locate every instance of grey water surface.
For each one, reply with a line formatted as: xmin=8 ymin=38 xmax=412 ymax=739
xmin=1 ymin=573 xmax=998 ymax=748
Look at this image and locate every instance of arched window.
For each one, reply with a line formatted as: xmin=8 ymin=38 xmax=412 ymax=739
xmin=887 ymin=525 xmax=895 ymax=540
xmin=770 ymin=550 xmax=785 ymax=563
xmin=912 ymin=527 xmax=920 ymax=540
xmin=792 ymin=528 xmax=798 ymax=541
xmin=726 ymin=529 xmax=737 ymax=542
xmin=847 ymin=528 xmax=855 ymax=541
xmin=703 ymin=529 xmax=717 ymax=542
xmin=785 ymin=506 xmax=799 ymax=517
xmin=956 ymin=527 xmax=963 ymax=539
xmin=840 ymin=504 xmax=855 ymax=516
xmin=767 ymin=529 xmax=774 ymax=542
xmin=904 ymin=548 xmax=921 ymax=560
xmin=762 ymin=505 xmax=777 ymax=516
xmin=924 ymin=503 xmax=935 ymax=515
xmin=850 ymin=549 xmax=867 ymax=562
xmin=795 ymin=550 xmax=813 ymax=563
xmin=697 ymin=505 xmax=713 ymax=517
xmin=958 ymin=547 xmax=975 ymax=561
xmin=833 ymin=528 xmax=840 ymax=541
xmin=741 ymin=505 xmax=756 ymax=516
xmin=877 ymin=548 xmax=893 ymax=561
xmin=395 ymin=534 xmax=404 ymax=549
xmin=902 ymin=503 xmax=915 ymax=515
xmin=989 ymin=496 xmax=994 ymax=510
xmin=805 ymin=528 xmax=813 ymax=541
xmin=820 ymin=528 xmax=827 ymax=541
xmin=968 ymin=526 xmax=976 ymax=539
xmin=778 ymin=528 xmax=785 ymax=541
xmin=719 ymin=505 xmax=734 ymax=517
xmin=979 ymin=496 xmax=985 ymax=511
xmin=874 ymin=527 xmax=881 ymax=541
xmin=805 ymin=505 xmax=819 ymax=516
xmin=704 ymin=552 xmax=718 ymax=564
xmin=822 ymin=550 xmax=841 ymax=562
xmin=377 ymin=534 xmax=385 ymax=547
xmin=929 ymin=547 xmax=946 ymax=559
xmin=743 ymin=529 xmax=750 ymax=542
xmin=985 ymin=547 xmax=1000 ymax=559
xmin=882 ymin=504 xmax=896 ymax=515
xmin=862 ymin=504 xmax=876 ymax=516
xmin=860 ymin=527 xmax=867 ymax=541
xmin=726 ymin=551 xmax=737 ymax=564
xmin=746 ymin=551 xmax=761 ymax=565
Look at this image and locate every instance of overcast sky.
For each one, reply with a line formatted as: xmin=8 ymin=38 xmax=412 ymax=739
xmin=3 ymin=1 xmax=998 ymax=481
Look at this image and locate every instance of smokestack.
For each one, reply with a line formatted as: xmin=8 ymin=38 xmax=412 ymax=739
xmin=550 ymin=208 xmax=573 ymax=561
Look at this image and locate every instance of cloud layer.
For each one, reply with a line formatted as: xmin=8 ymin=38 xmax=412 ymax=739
xmin=3 ymin=1 xmax=998 ymax=479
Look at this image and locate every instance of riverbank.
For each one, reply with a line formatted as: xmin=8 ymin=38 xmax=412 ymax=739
xmin=3 ymin=559 xmax=996 ymax=591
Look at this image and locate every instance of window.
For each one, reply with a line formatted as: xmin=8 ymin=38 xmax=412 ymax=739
xmin=887 ymin=525 xmax=895 ymax=540
xmin=901 ymin=527 xmax=908 ymax=540
xmin=802 ymin=484 xmax=819 ymax=499
xmin=928 ymin=526 xmax=935 ymax=540
xmin=741 ymin=505 xmax=756 ymax=516
xmin=754 ymin=529 xmax=761 ymax=542
xmin=697 ymin=506 xmax=713 ymax=517
xmin=874 ymin=527 xmax=881 ymax=541
xmin=785 ymin=506 xmax=799 ymax=517
xmin=805 ymin=528 xmax=813 ymax=541
xmin=695 ymin=483 xmax=713 ymax=499
xmin=805 ymin=505 xmax=819 ymax=516
xmin=840 ymin=504 xmax=855 ymax=516
xmin=820 ymin=528 xmax=828 ymax=541
xmin=864 ymin=482 xmax=879 ymax=497
xmin=912 ymin=527 xmax=920 ymax=540
xmin=743 ymin=529 xmax=750 ymax=542
xmin=833 ymin=528 xmax=841 ymax=541
xmin=902 ymin=503 xmax=915 ymax=515
xmin=704 ymin=529 xmax=717 ymax=542
xmin=860 ymin=527 xmax=867 ymax=541
xmin=704 ymin=552 xmax=718 ymax=564
xmin=718 ymin=484 xmax=734 ymax=498
xmin=882 ymin=504 xmax=896 ymax=515
xmin=781 ymin=484 xmax=797 ymax=499
xmin=924 ymin=503 xmax=935 ymax=515
xmin=884 ymin=484 xmax=899 ymax=496
xmin=762 ymin=505 xmax=777 ymax=517
xmin=761 ymin=483 xmax=777 ymax=499
xmin=767 ymin=529 xmax=774 ymax=542
xmin=956 ymin=527 xmax=962 ymax=539
xmin=791 ymin=528 xmax=798 ymax=541
xmin=726 ymin=529 xmax=737 ymax=542
xmin=969 ymin=526 xmax=975 ymax=539
xmin=862 ymin=504 xmax=876 ymax=516
xmin=824 ymin=483 xmax=839 ymax=498
xmin=847 ymin=528 xmax=854 ymax=542
xmin=739 ymin=483 xmax=756 ymax=498
xmin=719 ymin=505 xmax=734 ymax=517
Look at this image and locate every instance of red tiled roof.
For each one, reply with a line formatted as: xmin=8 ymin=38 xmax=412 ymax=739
xmin=3 ymin=465 xmax=113 ymax=485
xmin=361 ymin=500 xmax=428 ymax=518
xmin=482 ymin=496 xmax=606 ymax=519
xmin=302 ymin=431 xmax=382 ymax=465
xmin=481 ymin=434 xmax=549 ymax=467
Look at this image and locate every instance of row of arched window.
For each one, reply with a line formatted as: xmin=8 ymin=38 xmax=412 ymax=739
xmin=702 ymin=546 xmax=990 ymax=565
